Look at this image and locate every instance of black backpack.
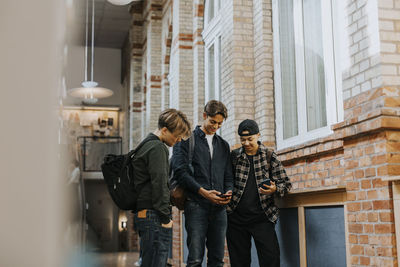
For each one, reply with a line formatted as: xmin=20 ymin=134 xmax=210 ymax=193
xmin=101 ymin=139 xmax=150 ymax=211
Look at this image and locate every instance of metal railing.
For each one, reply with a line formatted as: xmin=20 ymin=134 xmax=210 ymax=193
xmin=78 ymin=136 xmax=122 ymax=172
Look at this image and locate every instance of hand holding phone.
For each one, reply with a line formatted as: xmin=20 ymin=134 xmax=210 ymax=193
xmin=258 ymin=179 xmax=271 ymax=189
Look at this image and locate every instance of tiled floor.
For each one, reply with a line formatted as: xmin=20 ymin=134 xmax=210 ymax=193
xmin=89 ymin=252 xmax=140 ymax=267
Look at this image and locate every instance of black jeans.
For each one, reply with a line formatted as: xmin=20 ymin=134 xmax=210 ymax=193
xmin=134 ymin=209 xmax=172 ymax=267
xmin=227 ymin=219 xmax=280 ymax=267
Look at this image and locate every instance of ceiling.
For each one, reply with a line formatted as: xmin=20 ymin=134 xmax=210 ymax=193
xmin=72 ymin=0 xmax=133 ymax=49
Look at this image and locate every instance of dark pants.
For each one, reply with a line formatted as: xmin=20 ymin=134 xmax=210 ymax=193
xmin=134 ymin=210 xmax=172 ymax=267
xmin=184 ymin=200 xmax=227 ymax=267
xmin=227 ymin=219 xmax=280 ymax=267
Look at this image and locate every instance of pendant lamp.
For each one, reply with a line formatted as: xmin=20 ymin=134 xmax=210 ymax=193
xmin=107 ymin=0 xmax=134 ymax=5
xmin=68 ymin=0 xmax=113 ymax=104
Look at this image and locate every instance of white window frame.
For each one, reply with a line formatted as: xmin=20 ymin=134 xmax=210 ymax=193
xmin=202 ymin=0 xmax=222 ymax=103
xmin=272 ymin=0 xmax=343 ymax=150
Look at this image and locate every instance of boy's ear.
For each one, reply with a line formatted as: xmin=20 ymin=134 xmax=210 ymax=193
xmin=161 ymin=127 xmax=168 ymax=135
xmin=202 ymin=112 xmax=207 ymax=120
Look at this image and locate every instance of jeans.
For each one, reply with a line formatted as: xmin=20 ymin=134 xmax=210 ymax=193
xmin=227 ymin=219 xmax=280 ymax=267
xmin=184 ymin=200 xmax=227 ymax=267
xmin=134 ymin=209 xmax=172 ymax=267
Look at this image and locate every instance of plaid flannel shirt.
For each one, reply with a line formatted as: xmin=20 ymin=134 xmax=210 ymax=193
xmin=227 ymin=143 xmax=292 ymax=223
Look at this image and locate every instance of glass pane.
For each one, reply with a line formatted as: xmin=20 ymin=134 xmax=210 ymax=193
xmin=303 ymin=0 xmax=327 ymax=131
xmin=305 ymin=206 xmax=346 ymax=267
xmin=208 ymin=0 xmax=214 ymax=23
xmin=276 ymin=208 xmax=300 ymax=267
xmin=208 ymin=44 xmax=215 ymax=100
xmin=278 ymin=0 xmax=298 ymax=139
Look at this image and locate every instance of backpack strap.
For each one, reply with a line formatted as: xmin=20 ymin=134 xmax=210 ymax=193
xmin=188 ymin=133 xmax=195 ymax=163
xmin=266 ymin=149 xmax=273 ymax=180
xmin=126 ymin=137 xmax=154 ymax=165
xmin=187 ymin=133 xmax=195 ymax=174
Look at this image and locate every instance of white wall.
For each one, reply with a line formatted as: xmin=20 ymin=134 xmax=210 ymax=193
xmin=65 ymin=46 xmax=124 ymax=106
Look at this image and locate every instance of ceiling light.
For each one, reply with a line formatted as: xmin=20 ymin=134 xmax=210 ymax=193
xmin=67 ymin=0 xmax=113 ymax=104
xmin=107 ymin=0 xmax=135 ymax=5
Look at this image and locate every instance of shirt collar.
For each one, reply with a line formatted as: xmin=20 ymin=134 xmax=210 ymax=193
xmin=239 ymin=141 xmax=267 ymax=157
xmin=195 ymin=125 xmax=206 ymax=138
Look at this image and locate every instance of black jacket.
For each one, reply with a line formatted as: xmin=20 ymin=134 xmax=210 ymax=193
xmin=171 ymin=126 xmax=234 ymax=206
xmin=132 ymin=133 xmax=171 ymax=224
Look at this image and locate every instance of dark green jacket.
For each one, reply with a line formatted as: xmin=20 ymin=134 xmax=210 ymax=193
xmin=132 ymin=133 xmax=171 ymax=224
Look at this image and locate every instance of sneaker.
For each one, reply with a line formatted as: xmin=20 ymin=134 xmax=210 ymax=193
xmin=134 ymin=257 xmax=142 ymax=267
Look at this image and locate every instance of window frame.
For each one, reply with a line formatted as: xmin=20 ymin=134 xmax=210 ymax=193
xmin=203 ymin=0 xmax=222 ymax=103
xmin=272 ymin=0 xmax=343 ymax=150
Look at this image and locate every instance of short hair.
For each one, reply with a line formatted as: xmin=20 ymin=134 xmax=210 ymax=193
xmin=204 ymin=100 xmax=228 ymax=119
xmin=158 ymin=109 xmax=192 ymax=138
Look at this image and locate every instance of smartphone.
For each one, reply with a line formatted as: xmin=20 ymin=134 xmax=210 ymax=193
xmin=217 ymin=194 xmax=230 ymax=198
xmin=259 ymin=179 xmax=271 ymax=188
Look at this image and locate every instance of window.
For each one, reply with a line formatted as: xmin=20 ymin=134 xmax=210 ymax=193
xmin=272 ymin=0 xmax=343 ymax=149
xmin=203 ymin=0 xmax=222 ymax=103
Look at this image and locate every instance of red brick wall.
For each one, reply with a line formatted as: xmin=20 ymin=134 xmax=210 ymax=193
xmin=277 ymin=89 xmax=400 ymax=266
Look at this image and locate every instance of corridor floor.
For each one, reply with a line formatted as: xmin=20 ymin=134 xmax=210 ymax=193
xmin=90 ymin=252 xmax=140 ymax=267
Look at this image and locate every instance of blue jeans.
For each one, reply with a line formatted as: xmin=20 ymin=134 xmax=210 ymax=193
xmin=134 ymin=210 xmax=172 ymax=267
xmin=184 ymin=200 xmax=227 ymax=267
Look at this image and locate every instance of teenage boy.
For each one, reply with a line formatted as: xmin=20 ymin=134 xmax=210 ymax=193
xmin=227 ymin=119 xmax=292 ymax=267
xmin=171 ymin=100 xmax=234 ymax=267
xmin=133 ymin=109 xmax=191 ymax=267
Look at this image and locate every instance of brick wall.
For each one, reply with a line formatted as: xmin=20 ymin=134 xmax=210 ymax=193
xmin=192 ymin=0 xmax=205 ymax=126
xmin=378 ymin=0 xmax=400 ymax=87
xmin=252 ymin=0 xmax=275 ymax=147
xmin=145 ymin=2 xmax=163 ymax=132
xmin=127 ymin=0 xmax=400 ymax=265
xmin=220 ymin=0 xmax=256 ymax=145
xmin=342 ymin=0 xmax=382 ymax=119
xmin=266 ymin=0 xmax=400 ymax=265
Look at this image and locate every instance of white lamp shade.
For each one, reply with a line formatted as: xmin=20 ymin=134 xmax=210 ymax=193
xmin=68 ymin=86 xmax=114 ymax=99
xmin=107 ymin=0 xmax=134 ymax=5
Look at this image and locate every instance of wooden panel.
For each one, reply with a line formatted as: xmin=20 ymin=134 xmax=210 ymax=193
xmin=393 ymin=181 xmax=400 ymax=267
xmin=278 ymin=190 xmax=346 ymax=208
xmin=298 ymin=207 xmax=307 ymax=267
xmin=344 ymin=204 xmax=351 ymax=267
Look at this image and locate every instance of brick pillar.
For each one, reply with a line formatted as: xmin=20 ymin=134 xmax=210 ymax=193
xmin=145 ymin=1 xmax=163 ymax=132
xmin=127 ymin=1 xmax=145 ymax=251
xmin=193 ymin=0 xmax=205 ymax=126
xmin=220 ymin=0 xmax=256 ymax=145
xmin=169 ymin=0 xmax=194 ymax=119
xmin=252 ymin=0 xmax=275 ymax=148
xmin=129 ymin=2 xmax=145 ymax=149
xmin=161 ymin=5 xmax=172 ymax=111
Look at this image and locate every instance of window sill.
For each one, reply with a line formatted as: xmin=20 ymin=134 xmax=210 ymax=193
xmin=276 ymin=134 xmax=343 ymax=163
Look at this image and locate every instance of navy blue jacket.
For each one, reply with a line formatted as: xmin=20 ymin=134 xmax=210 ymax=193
xmin=171 ymin=126 xmax=234 ymax=206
